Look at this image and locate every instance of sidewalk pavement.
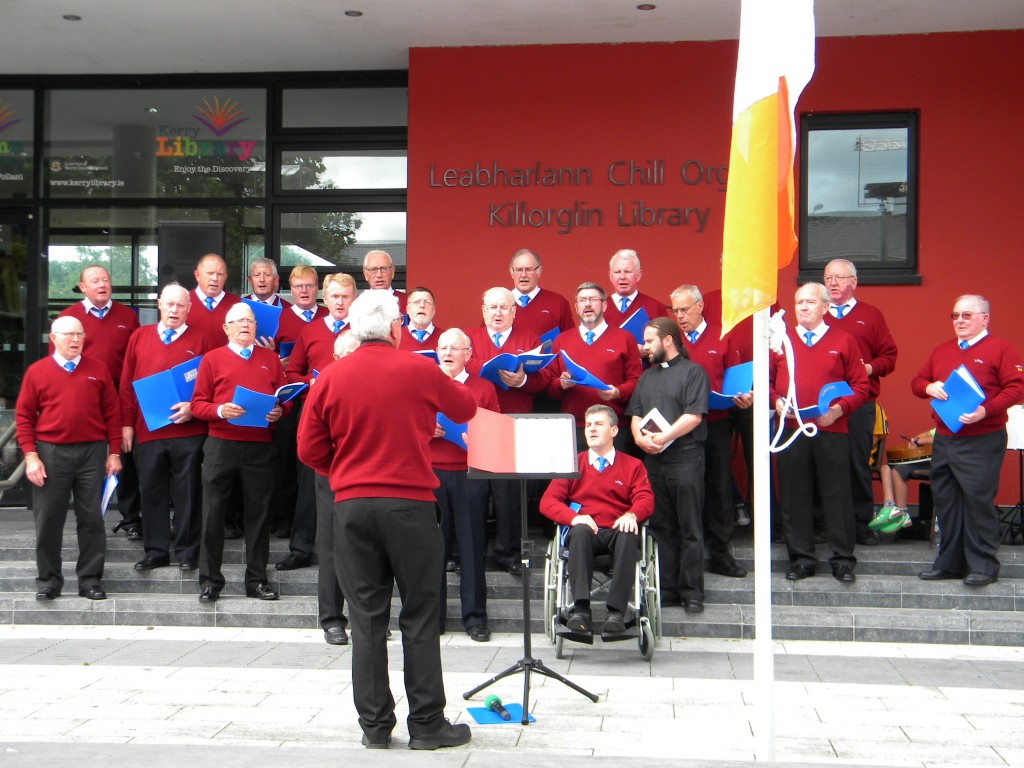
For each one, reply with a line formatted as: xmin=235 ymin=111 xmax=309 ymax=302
xmin=2 ymin=625 xmax=1024 ymax=767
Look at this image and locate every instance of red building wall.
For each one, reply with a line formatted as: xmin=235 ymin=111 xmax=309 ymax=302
xmin=408 ymin=30 xmax=1024 ymax=503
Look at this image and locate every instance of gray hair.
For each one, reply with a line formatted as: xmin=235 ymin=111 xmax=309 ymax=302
xmin=349 ymin=289 xmax=400 ymax=342
xmin=224 ymin=302 xmax=255 ymax=323
xmin=576 ymin=282 xmax=606 ymax=301
xmin=670 ymin=284 xmax=703 ymax=304
xmin=609 ymin=249 xmax=641 ymax=271
xmin=797 ymin=282 xmax=829 ymax=303
xmin=509 ymin=248 xmax=540 ymax=268
xmin=249 ymin=257 xmax=278 ymax=277
xmin=954 ymin=294 xmax=990 ymax=314
xmin=159 ymin=283 xmax=190 ymax=303
xmin=482 ymin=286 xmax=514 ymax=306
xmin=825 ymin=259 xmax=858 ymax=278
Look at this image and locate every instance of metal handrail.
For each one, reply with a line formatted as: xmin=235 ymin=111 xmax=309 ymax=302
xmin=0 ymin=420 xmax=26 ymax=496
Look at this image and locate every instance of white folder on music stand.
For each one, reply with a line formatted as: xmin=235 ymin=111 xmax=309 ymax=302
xmin=1007 ymin=406 xmax=1024 ymax=451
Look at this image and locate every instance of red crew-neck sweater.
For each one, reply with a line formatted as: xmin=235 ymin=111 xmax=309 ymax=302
xmin=54 ymin=301 xmax=140 ymax=387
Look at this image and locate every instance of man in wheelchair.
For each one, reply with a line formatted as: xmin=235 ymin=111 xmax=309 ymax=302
xmin=540 ymin=404 xmax=654 ymax=639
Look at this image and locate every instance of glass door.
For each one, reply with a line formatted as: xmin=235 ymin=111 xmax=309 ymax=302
xmin=0 ymin=211 xmax=29 ymax=505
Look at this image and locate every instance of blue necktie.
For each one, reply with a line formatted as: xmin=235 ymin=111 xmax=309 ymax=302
xmin=585 ymin=331 xmax=595 ymax=345
xmin=804 ymin=331 xmax=815 ymax=347
xmin=412 ymin=329 xmax=427 ymax=342
xmin=92 ymin=307 xmax=106 ymax=319
xmin=518 ymin=295 xmax=529 ymax=308
xmin=596 ymin=457 xmax=608 ymax=472
xmin=302 ymin=310 xmax=313 ymax=322
xmin=687 ymin=331 xmax=698 ymax=344
xmin=239 ymin=347 xmax=252 ymax=360
xmin=332 ymin=320 xmax=344 ymax=334
xmin=620 ymin=297 xmax=629 ymax=313
xmin=834 ymin=305 xmax=847 ymax=318
xmin=162 ymin=329 xmax=174 ymax=345
xmin=204 ymin=297 xmax=214 ymax=311
xmin=64 ymin=361 xmax=75 ymax=373
xmin=492 ymin=333 xmax=502 ymax=347
xmin=959 ymin=340 xmax=969 ymax=350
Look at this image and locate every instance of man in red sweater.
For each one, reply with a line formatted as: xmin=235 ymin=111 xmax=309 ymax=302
xmin=186 ymin=253 xmax=242 ymax=349
xmin=362 ymin=249 xmax=407 ymax=313
xmin=190 ymin=303 xmax=286 ymax=603
xmin=602 ymin=249 xmax=670 ymax=330
xmin=822 ymin=259 xmax=899 ymax=545
xmin=508 ymin=248 xmax=574 ymax=339
xmin=17 ymin=315 xmax=122 ymax=601
xmin=466 ymin=286 xmax=549 ymax=575
xmin=56 ymin=264 xmax=141 ymax=540
xmin=912 ymin=295 xmax=1024 ymax=586
xmin=120 ymin=284 xmax=210 ymax=572
xmin=541 ymin=404 xmax=654 ymax=637
xmin=399 ymin=287 xmax=445 ymax=353
xmin=430 ymin=328 xmax=500 ymax=641
xmin=770 ymin=283 xmax=869 ymax=583
xmin=672 ymin=284 xmax=749 ymax=579
xmin=546 ymin=282 xmax=642 ymax=451
xmin=298 ymin=290 xmax=477 ymax=750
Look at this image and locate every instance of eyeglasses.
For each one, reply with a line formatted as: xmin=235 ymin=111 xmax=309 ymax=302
xmin=950 ymin=311 xmax=986 ymax=321
xmin=437 ymin=345 xmax=469 ymax=352
xmin=364 ymin=265 xmax=392 ymax=274
xmin=54 ymin=331 xmax=86 ymax=338
xmin=290 ymin=283 xmax=316 ymax=291
xmin=485 ymin=304 xmax=513 ymax=312
xmin=823 ymin=274 xmax=855 ymax=283
xmin=576 ymin=296 xmax=604 ymax=305
xmin=512 ymin=266 xmax=538 ymax=274
xmin=226 ymin=319 xmax=255 ymax=326
xmin=671 ymin=304 xmax=696 ymax=314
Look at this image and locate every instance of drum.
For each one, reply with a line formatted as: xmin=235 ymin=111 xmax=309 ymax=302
xmin=886 ymin=444 xmax=932 ymax=465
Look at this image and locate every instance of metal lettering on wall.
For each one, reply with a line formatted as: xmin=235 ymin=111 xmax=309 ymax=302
xmin=428 ymin=159 xmax=727 ymax=235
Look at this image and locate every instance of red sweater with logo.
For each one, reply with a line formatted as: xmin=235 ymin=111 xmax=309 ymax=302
xmin=191 ymin=345 xmax=287 ymax=443
xmin=911 ymin=334 xmax=1024 ymax=437
xmin=286 ymin=317 xmax=349 ymax=384
xmin=55 ymin=301 xmax=140 ymax=387
xmin=466 ymin=325 xmax=547 ymax=414
xmin=298 ymin=341 xmax=477 ymax=502
xmin=277 ymin=304 xmax=327 ymax=349
xmin=513 ymin=288 xmax=574 ymax=338
xmin=603 ymin=290 xmax=670 ymax=329
xmin=541 ymin=451 xmax=654 ymax=529
xmin=430 ymin=373 xmax=500 ymax=471
xmin=16 ymin=356 xmax=121 ymax=454
xmin=545 ymin=326 xmax=643 ymax=426
xmin=120 ymin=324 xmax=210 ymax=445
xmin=823 ymin=300 xmax=897 ymax=400
xmin=185 ymin=291 xmax=241 ymax=349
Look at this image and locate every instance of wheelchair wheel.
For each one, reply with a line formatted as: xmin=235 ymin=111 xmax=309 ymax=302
xmin=543 ymin=546 xmax=556 ymax=643
xmin=638 ymin=618 xmax=655 ymax=661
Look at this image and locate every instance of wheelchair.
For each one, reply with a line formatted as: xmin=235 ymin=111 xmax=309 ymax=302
xmin=543 ymin=522 xmax=661 ymax=660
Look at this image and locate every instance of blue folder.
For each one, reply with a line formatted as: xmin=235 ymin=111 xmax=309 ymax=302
xmin=242 ymin=299 xmax=282 ymax=341
xmin=132 ymin=355 xmax=203 ymax=432
xmin=479 ymin=351 xmax=556 ymax=390
xmin=539 ymin=327 xmax=560 ymax=346
xmin=795 ymin=380 xmax=854 ymax=419
xmin=437 ymin=412 xmax=468 ymax=450
xmin=619 ymin=306 xmax=650 ymax=344
xmin=559 ymin=350 xmax=611 ymax=391
xmin=278 ymin=341 xmax=295 ymax=359
xmin=708 ymin=362 xmax=754 ymax=410
xmin=228 ymin=385 xmax=278 ymax=428
xmin=931 ymin=364 xmax=984 ymax=433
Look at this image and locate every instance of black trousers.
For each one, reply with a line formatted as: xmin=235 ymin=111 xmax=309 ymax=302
xmin=846 ymin=400 xmax=876 ymax=535
xmin=134 ymin=434 xmax=204 ymax=563
xmin=702 ymin=419 xmax=735 ymax=564
xmin=646 ymin=445 xmax=705 ymax=603
xmin=269 ymin=403 xmax=300 ymax=535
xmin=314 ymin=473 xmax=347 ymax=630
xmin=434 ymin=468 xmax=489 ymax=630
xmin=113 ymin=447 xmax=142 ymax=526
xmin=567 ymin=524 xmax=639 ymax=613
xmin=33 ymin=440 xmax=107 ymax=590
xmin=777 ymin=429 xmax=856 ymax=570
xmin=334 ymin=497 xmax=447 ymax=743
xmin=930 ymin=431 xmax=1005 ymax=577
xmin=728 ymin=404 xmax=754 ymax=510
xmin=199 ymin=437 xmax=275 ymax=590
xmin=488 ymin=478 xmax=521 ymax=568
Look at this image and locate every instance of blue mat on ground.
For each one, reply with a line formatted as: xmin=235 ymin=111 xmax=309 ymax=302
xmin=467 ymin=703 xmax=535 ymax=724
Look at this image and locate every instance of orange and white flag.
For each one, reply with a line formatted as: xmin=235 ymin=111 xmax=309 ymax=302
xmin=720 ymin=0 xmax=815 ymax=336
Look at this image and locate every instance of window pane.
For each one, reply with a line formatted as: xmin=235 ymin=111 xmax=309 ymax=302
xmin=45 ymin=89 xmax=266 ymax=199
xmin=804 ymin=120 xmax=912 ymax=271
xmin=281 ymin=88 xmax=407 ymax=128
xmin=0 ymin=91 xmax=34 ymax=200
xmin=280 ymin=149 xmax=407 ymax=190
xmin=277 ymin=210 xmax=406 ymax=286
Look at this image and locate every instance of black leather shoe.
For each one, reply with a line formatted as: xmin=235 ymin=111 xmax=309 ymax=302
xmin=505 ymin=561 xmax=523 ymax=576
xmin=602 ymin=611 xmax=627 ymax=634
xmin=275 ymin=552 xmax=312 ymax=571
xmin=786 ymin=564 xmax=816 ymax=581
xmin=245 ymin=581 xmax=279 ymax=600
xmin=566 ymin=608 xmax=592 ymax=633
xmin=445 ymin=559 xmax=459 ymax=573
xmin=36 ymin=586 xmax=60 ymax=600
xmin=919 ymin=569 xmax=962 ymax=581
xmin=467 ymin=624 xmax=491 ymax=642
xmin=856 ymin=532 xmax=880 ymax=546
xmin=223 ymin=524 xmax=243 ymax=540
xmin=272 ymin=527 xmax=292 ymax=539
xmin=199 ymin=586 xmax=220 ymax=603
xmin=134 ymin=555 xmax=170 ymax=571
xmin=684 ymin=598 xmax=705 ymax=614
xmin=179 ymin=559 xmax=198 ymax=571
xmin=963 ymin=573 xmax=997 ymax=587
xmin=709 ymin=560 xmax=747 ymax=578
xmin=832 ymin=565 xmax=856 ymax=583
xmin=79 ymin=585 xmax=106 ymax=600
xmin=324 ymin=626 xmax=349 ymax=645
xmin=361 ymin=733 xmax=391 ymax=749
xmin=409 ymin=720 xmax=472 ymax=750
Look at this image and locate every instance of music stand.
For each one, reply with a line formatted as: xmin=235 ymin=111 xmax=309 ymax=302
xmin=999 ymin=406 xmax=1024 ymax=544
xmin=463 ymin=412 xmax=598 ymax=722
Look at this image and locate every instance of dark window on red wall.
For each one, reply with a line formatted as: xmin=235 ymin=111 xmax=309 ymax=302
xmin=799 ymin=111 xmax=919 ymax=285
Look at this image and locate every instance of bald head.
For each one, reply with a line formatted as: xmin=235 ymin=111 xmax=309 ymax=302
xmin=158 ymin=284 xmax=191 ymax=329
